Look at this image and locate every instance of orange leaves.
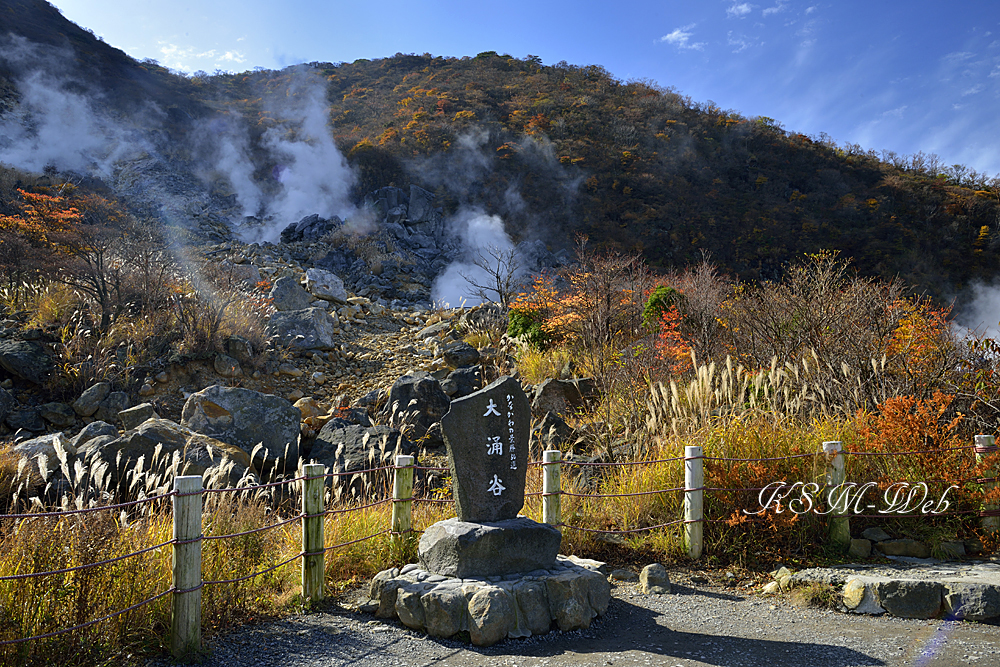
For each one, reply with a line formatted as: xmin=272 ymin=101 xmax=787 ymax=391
xmin=655 ymin=306 xmax=692 ymax=374
xmin=0 ymin=188 xmax=82 ymax=247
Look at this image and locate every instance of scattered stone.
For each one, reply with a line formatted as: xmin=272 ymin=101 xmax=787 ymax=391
xmin=155 ymin=372 xmax=169 ymax=383
xmin=70 ymin=420 xmax=118 ymax=450
xmin=305 ymin=268 xmax=348 ymax=303
xmin=943 ymin=583 xmax=1000 ymax=621
xmin=94 ymin=391 xmax=130 ymax=424
xmin=440 ymin=366 xmax=482 ymax=399
xmin=294 ymin=397 xmax=323 ymax=420
xmin=286 ymin=389 xmax=304 ymax=401
xmin=565 ymin=555 xmax=609 ymax=574
xmin=225 ymin=336 xmax=254 ymax=365
xmin=311 ymin=371 xmax=326 ymax=385
xmin=278 ymin=363 xmax=303 ymax=377
xmin=387 ymin=372 xmax=451 ymax=442
xmin=938 ymin=541 xmax=967 ymax=559
xmin=640 ymin=563 xmax=671 ymax=594
xmin=138 ymin=383 xmax=155 ymax=397
xmin=849 ymin=538 xmax=872 ymax=559
xmin=531 ymin=378 xmax=584 ymax=418
xmin=38 ymin=402 xmax=75 ymax=427
xmin=118 ymin=403 xmax=160 ymax=430
xmin=181 ymin=385 xmax=301 ymax=469
xmin=269 ymin=275 xmax=314 ymax=311
xmin=73 ymin=382 xmax=111 ymax=417
xmin=441 ymin=340 xmax=480 ymax=369
xmin=862 ymin=527 xmax=892 ymax=542
xmin=268 ymin=307 xmax=338 ymax=350
xmin=875 ymin=538 xmax=931 ymax=559
xmin=0 ymin=339 xmax=53 ymax=385
xmin=214 ymin=354 xmax=243 ymax=378
xmin=611 ymin=569 xmax=639 ymax=582
xmin=417 ymin=321 xmax=451 ymax=340
xmin=7 ymin=408 xmax=44 ymax=432
xmin=762 ymin=581 xmax=780 ymax=594
xmin=0 ymin=386 xmax=15 ymax=424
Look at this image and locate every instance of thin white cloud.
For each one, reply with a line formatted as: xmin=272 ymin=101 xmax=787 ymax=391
xmin=963 ymin=83 xmax=985 ymax=96
xmin=805 ymin=5 xmax=817 ymax=13
xmin=990 ymin=66 xmax=1000 ymax=78
xmin=659 ymin=24 xmax=707 ymax=51
xmin=942 ymin=51 xmax=975 ymax=64
xmin=882 ymin=105 xmax=907 ymax=119
xmin=727 ymin=31 xmax=754 ymax=53
xmin=727 ymin=3 xmax=753 ymax=18
xmin=220 ymin=51 xmax=246 ymax=63
xmin=762 ymin=1 xmax=786 ymax=16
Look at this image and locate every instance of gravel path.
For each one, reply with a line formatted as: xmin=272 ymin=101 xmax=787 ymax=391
xmin=148 ymin=580 xmax=1000 ymax=667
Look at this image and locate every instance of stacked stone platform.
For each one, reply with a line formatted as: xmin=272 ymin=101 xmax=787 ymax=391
xmin=368 ymin=556 xmax=611 ymax=646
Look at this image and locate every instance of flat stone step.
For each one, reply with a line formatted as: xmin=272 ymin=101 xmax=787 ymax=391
xmin=792 ymin=558 xmax=1000 ymax=620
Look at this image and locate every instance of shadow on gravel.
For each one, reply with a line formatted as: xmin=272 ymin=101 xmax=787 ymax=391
xmin=669 ymin=583 xmax=745 ymax=601
xmin=468 ymin=596 xmax=886 ymax=667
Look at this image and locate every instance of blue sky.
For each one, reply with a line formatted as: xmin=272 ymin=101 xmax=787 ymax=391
xmin=51 ymin=0 xmax=1000 ymax=176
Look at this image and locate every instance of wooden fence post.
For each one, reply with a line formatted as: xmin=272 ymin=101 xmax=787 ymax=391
xmin=684 ymin=446 xmax=703 ymax=559
xmin=171 ymin=475 xmax=202 ymax=659
xmin=542 ymin=449 xmax=561 ymax=527
xmin=301 ymin=463 xmax=326 ymax=602
xmin=392 ymin=455 xmax=414 ymax=545
xmin=975 ymin=435 xmax=998 ymax=534
xmin=824 ymin=441 xmax=851 ymax=547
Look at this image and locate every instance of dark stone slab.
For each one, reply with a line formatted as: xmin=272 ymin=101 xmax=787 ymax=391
xmin=442 ymin=375 xmax=530 ymax=522
xmin=0 ymin=339 xmax=53 ymax=385
xmin=418 ymin=517 xmax=561 ymax=577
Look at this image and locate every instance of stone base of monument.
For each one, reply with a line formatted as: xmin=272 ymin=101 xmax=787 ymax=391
xmin=418 ymin=517 xmax=563 ymax=578
xmin=368 ymin=555 xmax=611 ymax=646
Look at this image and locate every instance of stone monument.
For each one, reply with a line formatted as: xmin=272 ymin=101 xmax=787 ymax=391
xmin=367 ymin=376 xmax=611 ymax=646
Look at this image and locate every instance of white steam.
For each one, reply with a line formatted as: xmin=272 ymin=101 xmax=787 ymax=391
xmin=955 ymin=282 xmax=1000 ymax=339
xmin=0 ymin=37 xmax=145 ymax=175
xmin=207 ymin=117 xmax=263 ymax=217
xmin=431 ymin=206 xmax=517 ymax=307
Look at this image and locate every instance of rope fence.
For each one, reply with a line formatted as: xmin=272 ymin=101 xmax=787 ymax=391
xmin=2 ymin=434 xmax=997 ymax=657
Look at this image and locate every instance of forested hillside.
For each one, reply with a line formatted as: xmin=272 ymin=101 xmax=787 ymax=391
xmin=2 ymin=0 xmax=999 ymax=298
xmin=192 ymin=52 xmax=1000 ymax=297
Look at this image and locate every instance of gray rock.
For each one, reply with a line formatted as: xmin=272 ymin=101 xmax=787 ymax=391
xmin=546 ymin=570 xmax=597 ymax=631
xmin=417 ymin=321 xmax=451 ymax=340
xmin=442 ymin=341 xmax=480 ymax=369
xmin=943 ymin=583 xmax=1000 ymax=621
xmin=533 ymin=411 xmax=573 ymax=451
xmin=872 ymin=580 xmax=942 ymax=618
xmin=938 ymin=541 xmax=967 ymax=559
xmin=842 ymin=579 xmax=886 ymax=614
xmin=70 ymin=420 xmax=118 ymax=450
xmin=611 ymin=569 xmax=639 ymax=582
xmin=0 ymin=386 xmax=15 ymax=423
xmin=268 ymin=307 xmax=338 ymax=350
xmin=387 ymin=371 xmax=451 ymax=442
xmin=181 ymin=385 xmax=300 ymax=468
xmin=531 ymin=378 xmax=584 ymax=418
xmin=7 ymin=408 xmax=44 ymax=432
xmin=38 ymin=402 xmax=75 ymax=427
xmin=442 ymin=375 xmax=530 ymax=522
xmin=876 ymin=538 xmax=931 ymax=558
xmin=468 ymin=586 xmax=513 ymax=646
xmin=418 ymin=517 xmax=561 ymax=578
xmin=269 ymin=275 xmax=314 ymax=311
xmin=441 ymin=367 xmax=482 ymax=399
xmin=407 ymin=185 xmax=437 ymax=223
xmin=849 ymin=538 xmax=872 ymax=559
xmin=0 ymin=339 xmax=52 ymax=385
xmin=93 ymin=391 xmax=129 ymax=423
xmin=640 ymin=563 xmax=671 ymax=594
xmin=420 ymin=586 xmax=466 ymax=638
xmin=395 ymin=584 xmax=425 ymax=630
xmin=214 ymin=353 xmax=242 ymax=378
xmin=73 ymin=382 xmax=111 ymax=417
xmin=118 ymin=403 xmax=160 ymax=431
xmin=513 ymin=579 xmax=551 ymax=636
xmin=370 ymin=570 xmax=402 ymax=618
xmin=565 ymin=556 xmax=609 ymax=575
xmin=305 ymin=268 xmax=348 ymax=304
xmin=225 ymin=336 xmax=254 ymax=365
xmin=219 ymin=261 xmax=261 ymax=286
xmin=862 ymin=527 xmax=892 ymax=542
xmin=309 ymin=423 xmax=414 ymax=477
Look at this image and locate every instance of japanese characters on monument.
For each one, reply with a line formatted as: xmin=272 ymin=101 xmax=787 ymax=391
xmin=442 ymin=376 xmax=530 ymax=523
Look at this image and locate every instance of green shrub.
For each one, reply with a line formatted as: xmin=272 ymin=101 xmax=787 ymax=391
xmin=508 ymin=307 xmax=550 ymax=350
xmin=642 ymin=285 xmax=682 ymax=330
